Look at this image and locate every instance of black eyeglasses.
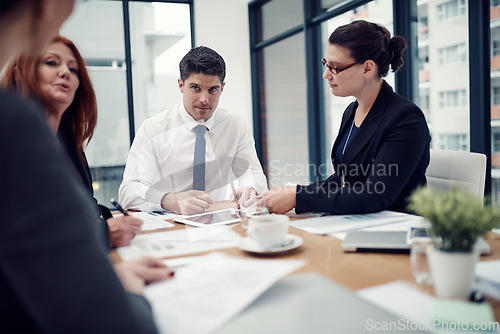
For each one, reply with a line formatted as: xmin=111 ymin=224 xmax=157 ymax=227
xmin=321 ymin=58 xmax=360 ymax=75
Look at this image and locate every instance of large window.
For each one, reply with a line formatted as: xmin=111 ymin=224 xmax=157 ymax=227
xmin=416 ymin=0 xmax=469 ymax=155
xmin=262 ymin=34 xmax=309 ymax=187
xmin=249 ymin=0 xmax=310 ymax=187
xmin=260 ymin=0 xmax=303 ymax=42
xmin=129 ymin=2 xmax=192 ymax=132
xmin=61 ymin=0 xmax=192 ymax=205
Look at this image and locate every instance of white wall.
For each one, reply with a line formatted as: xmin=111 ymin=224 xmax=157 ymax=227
xmin=193 ymin=0 xmax=254 ymax=130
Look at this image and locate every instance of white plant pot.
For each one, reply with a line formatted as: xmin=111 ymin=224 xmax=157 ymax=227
xmin=426 ymin=246 xmax=479 ymax=300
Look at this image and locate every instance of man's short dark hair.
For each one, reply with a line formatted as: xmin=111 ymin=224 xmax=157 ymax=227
xmin=179 ymin=46 xmax=226 ymax=83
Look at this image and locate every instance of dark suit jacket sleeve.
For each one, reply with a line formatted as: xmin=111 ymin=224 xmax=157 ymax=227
xmin=296 ymin=82 xmax=430 ymax=215
xmin=0 ymin=91 xmax=158 ymax=334
xmin=57 ymin=127 xmax=113 ymax=246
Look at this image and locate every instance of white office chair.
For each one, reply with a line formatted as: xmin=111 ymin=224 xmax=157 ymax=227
xmin=425 ymin=149 xmax=487 ymax=199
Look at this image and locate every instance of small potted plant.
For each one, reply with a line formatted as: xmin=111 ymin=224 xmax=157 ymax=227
xmin=408 ymin=186 xmax=500 ymax=299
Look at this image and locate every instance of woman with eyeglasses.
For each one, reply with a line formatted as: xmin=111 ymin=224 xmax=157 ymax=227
xmin=265 ymin=20 xmax=431 ymax=215
xmin=0 ymin=1 xmax=171 ymax=332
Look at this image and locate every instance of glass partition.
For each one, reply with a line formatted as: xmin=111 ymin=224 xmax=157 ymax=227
xmin=262 ymin=33 xmax=310 ymax=187
xmin=260 ymin=0 xmax=303 ymax=41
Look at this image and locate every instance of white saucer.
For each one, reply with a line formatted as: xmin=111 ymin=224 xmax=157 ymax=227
xmin=238 ymin=234 xmax=303 ymax=254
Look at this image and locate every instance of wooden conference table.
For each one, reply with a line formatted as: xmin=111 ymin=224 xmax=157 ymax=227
xmin=110 ymin=201 xmax=500 ymax=322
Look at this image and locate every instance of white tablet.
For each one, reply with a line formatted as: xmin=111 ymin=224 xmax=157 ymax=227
xmin=174 ymin=208 xmax=241 ymax=227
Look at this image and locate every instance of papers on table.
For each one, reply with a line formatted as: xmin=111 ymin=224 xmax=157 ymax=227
xmin=285 ymin=210 xmax=324 ymax=219
xmin=290 ymin=210 xmax=426 ymax=240
xmin=475 ymin=260 xmax=500 ymax=300
xmin=358 ymin=281 xmax=497 ymax=333
xmin=113 ymin=211 xmax=176 ymax=231
xmin=145 ymin=252 xmax=306 ymax=334
xmin=163 ymin=255 xmax=206 ymax=270
xmin=358 ymin=281 xmax=434 ymax=327
xmin=116 ymin=225 xmax=241 ymax=260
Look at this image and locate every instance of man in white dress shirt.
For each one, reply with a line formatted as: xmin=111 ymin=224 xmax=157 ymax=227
xmin=118 ymin=46 xmax=268 ymax=214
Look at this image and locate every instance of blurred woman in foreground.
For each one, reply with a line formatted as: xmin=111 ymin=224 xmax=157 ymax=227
xmin=0 ymin=1 xmax=171 ymax=332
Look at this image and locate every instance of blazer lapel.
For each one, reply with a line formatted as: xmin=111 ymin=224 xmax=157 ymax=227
xmin=341 ymin=81 xmax=393 ymax=164
xmin=331 ymin=103 xmax=356 ymax=159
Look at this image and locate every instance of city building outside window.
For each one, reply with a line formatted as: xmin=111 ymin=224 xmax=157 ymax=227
xmin=439 ymin=134 xmax=469 ymax=151
xmin=492 ymin=37 xmax=500 ymax=57
xmin=437 ymin=0 xmax=466 ymax=22
xmin=493 ymin=86 xmax=500 ymax=106
xmin=493 ymin=132 xmax=500 ymax=153
xmin=438 ymin=43 xmax=467 ymax=65
xmin=438 ymin=90 xmax=467 ymax=108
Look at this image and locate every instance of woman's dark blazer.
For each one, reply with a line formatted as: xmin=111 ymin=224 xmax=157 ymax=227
xmin=0 ymin=89 xmax=158 ymax=333
xmin=57 ymin=126 xmax=112 ymax=249
xmin=57 ymin=126 xmax=112 ymax=220
xmin=296 ymin=81 xmax=431 ymax=215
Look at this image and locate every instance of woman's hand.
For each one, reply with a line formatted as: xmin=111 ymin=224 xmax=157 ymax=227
xmin=263 ymin=185 xmax=297 ymax=214
xmin=113 ymin=255 xmax=174 ymax=295
xmin=107 ymin=215 xmax=143 ymax=248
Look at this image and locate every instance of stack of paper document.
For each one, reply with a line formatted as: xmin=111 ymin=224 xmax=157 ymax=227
xmin=290 ymin=210 xmax=426 ymax=240
xmin=145 ymin=252 xmax=305 ymax=334
xmin=117 ymin=225 xmax=241 ymax=260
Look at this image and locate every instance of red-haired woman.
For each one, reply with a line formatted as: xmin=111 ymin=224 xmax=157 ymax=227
xmin=2 ymin=35 xmax=142 ymax=248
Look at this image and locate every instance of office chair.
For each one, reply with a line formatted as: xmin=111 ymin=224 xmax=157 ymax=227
xmin=425 ymin=149 xmax=487 ymax=199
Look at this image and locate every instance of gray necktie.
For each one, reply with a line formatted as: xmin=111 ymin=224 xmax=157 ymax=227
xmin=193 ymin=124 xmax=207 ymax=191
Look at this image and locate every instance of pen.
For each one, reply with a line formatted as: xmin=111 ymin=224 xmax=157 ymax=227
xmin=230 ymin=181 xmax=239 ymax=201
xmin=110 ymin=198 xmax=129 ymax=216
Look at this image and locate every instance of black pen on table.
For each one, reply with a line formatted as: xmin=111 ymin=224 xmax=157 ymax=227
xmin=110 ymin=198 xmax=129 ymax=216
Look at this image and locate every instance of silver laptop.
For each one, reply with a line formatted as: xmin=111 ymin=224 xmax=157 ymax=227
xmin=341 ymin=230 xmax=491 ymax=255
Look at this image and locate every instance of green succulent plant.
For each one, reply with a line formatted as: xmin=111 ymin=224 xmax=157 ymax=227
xmin=408 ymin=187 xmax=500 ymax=252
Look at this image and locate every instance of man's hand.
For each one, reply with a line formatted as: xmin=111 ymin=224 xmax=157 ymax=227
xmin=113 ymin=256 xmax=174 ymax=295
xmin=230 ymin=186 xmax=257 ymax=205
xmin=161 ymin=190 xmax=213 ymax=215
xmin=263 ymin=186 xmax=297 ymax=214
xmin=107 ymin=215 xmax=143 ymax=248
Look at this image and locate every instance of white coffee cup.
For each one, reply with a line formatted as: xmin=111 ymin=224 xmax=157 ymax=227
xmin=246 ymin=214 xmax=289 ymax=249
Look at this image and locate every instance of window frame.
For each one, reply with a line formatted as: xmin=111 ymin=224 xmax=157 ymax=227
xmin=121 ymin=0 xmax=194 ymax=144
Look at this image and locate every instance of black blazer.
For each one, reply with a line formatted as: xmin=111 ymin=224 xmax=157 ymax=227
xmin=0 ymin=89 xmax=157 ymax=333
xmin=58 ymin=126 xmax=112 ymax=220
xmin=296 ymin=81 xmax=431 ymax=214
xmin=57 ymin=126 xmax=112 ymax=250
